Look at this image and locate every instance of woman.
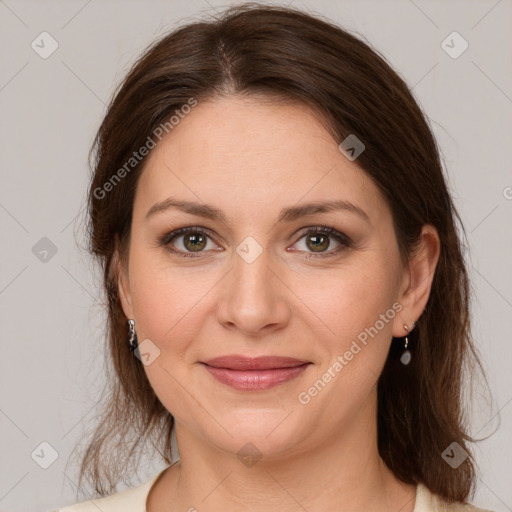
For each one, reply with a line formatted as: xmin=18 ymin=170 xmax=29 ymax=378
xmin=53 ymin=3 xmax=494 ymax=511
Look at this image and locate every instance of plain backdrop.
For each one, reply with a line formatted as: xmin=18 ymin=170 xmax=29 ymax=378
xmin=0 ymin=0 xmax=511 ymax=511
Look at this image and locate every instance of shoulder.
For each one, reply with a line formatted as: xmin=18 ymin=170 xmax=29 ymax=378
xmin=433 ymin=499 xmax=496 ymax=512
xmin=433 ymin=499 xmax=495 ymax=512
xmin=415 ymin=483 xmax=495 ymax=512
xmin=49 ymin=484 xmax=145 ymax=512
xmin=50 ymin=467 xmax=169 ymax=512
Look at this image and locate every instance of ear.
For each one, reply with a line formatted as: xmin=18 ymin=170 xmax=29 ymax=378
xmin=114 ymin=235 xmax=134 ymax=320
xmin=393 ymin=224 xmax=440 ymax=337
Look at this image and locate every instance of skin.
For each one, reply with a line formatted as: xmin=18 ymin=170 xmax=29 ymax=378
xmin=116 ymin=95 xmax=440 ymax=512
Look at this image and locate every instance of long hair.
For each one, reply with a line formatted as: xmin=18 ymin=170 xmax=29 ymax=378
xmin=76 ymin=3 xmax=487 ymax=502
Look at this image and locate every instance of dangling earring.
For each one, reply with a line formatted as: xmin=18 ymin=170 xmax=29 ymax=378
xmin=127 ymin=319 xmax=138 ymax=353
xmin=400 ymin=321 xmax=415 ymax=365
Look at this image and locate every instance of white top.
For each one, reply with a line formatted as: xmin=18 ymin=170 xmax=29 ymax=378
xmin=51 ymin=466 xmax=494 ymax=512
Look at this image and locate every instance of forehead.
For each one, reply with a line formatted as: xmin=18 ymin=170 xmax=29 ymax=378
xmin=134 ymin=95 xmax=387 ymax=224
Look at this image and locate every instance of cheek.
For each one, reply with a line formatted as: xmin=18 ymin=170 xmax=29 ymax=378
xmin=295 ymin=254 xmax=401 ymax=419
xmin=347 ymin=269 xmax=398 ymax=327
xmin=127 ymin=244 xmax=217 ymax=348
xmin=126 ymin=247 xmax=213 ymax=422
xmin=301 ymin=248 xmax=401 ymax=360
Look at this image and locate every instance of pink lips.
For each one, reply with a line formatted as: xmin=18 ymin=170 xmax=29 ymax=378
xmin=201 ymin=355 xmax=311 ymax=391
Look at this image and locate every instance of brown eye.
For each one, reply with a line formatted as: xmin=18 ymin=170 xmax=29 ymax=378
xmin=182 ymin=232 xmax=207 ymax=252
xmin=160 ymin=227 xmax=218 ymax=258
xmin=292 ymin=226 xmax=353 ymax=259
xmin=305 ymin=233 xmax=330 ymax=252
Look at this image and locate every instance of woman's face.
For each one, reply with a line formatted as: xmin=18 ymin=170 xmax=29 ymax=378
xmin=117 ymin=95 xmax=411 ymax=459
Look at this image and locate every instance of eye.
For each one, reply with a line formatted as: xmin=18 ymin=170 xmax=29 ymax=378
xmin=159 ymin=226 xmax=220 ymax=258
xmin=158 ymin=224 xmax=353 ymax=259
xmin=291 ymin=225 xmax=353 ymax=259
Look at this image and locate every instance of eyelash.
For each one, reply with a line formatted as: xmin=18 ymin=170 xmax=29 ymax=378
xmin=158 ymin=224 xmax=353 ymax=260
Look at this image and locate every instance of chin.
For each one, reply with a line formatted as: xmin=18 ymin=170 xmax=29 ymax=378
xmin=200 ymin=409 xmax=307 ymax=462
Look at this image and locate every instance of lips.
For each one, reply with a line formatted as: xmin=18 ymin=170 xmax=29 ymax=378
xmin=202 ymin=355 xmax=309 ymax=370
xmin=200 ymin=355 xmax=311 ymax=391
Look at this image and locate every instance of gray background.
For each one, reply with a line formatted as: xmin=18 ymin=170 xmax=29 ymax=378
xmin=0 ymin=0 xmax=511 ymax=511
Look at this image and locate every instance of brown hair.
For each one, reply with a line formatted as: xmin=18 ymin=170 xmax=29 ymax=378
xmin=76 ymin=2 xmax=488 ymax=503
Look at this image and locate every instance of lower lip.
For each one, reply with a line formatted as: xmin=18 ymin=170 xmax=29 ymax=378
xmin=201 ymin=363 xmax=311 ymax=390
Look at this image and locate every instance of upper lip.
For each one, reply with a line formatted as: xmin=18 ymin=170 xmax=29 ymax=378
xmin=202 ymin=355 xmax=310 ymax=370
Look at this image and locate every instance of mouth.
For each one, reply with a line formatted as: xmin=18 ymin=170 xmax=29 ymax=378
xmin=200 ymin=355 xmax=312 ymax=391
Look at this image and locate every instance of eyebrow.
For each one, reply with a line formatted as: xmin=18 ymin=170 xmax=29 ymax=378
xmin=145 ymin=197 xmax=370 ymax=224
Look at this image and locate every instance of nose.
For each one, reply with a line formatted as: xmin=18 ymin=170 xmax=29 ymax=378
xmin=215 ymin=243 xmax=291 ymax=337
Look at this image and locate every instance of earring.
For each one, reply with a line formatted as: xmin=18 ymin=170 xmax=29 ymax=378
xmin=400 ymin=321 xmax=415 ymax=365
xmin=127 ymin=319 xmax=138 ymax=353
